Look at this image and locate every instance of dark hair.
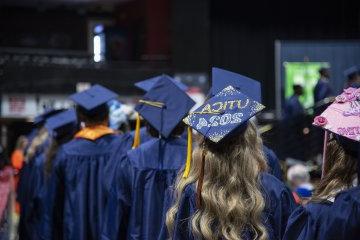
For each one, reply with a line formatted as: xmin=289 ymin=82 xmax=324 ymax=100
xmin=319 ymin=67 xmax=329 ymax=76
xmin=146 ymin=121 xmax=186 ymax=138
xmin=0 ymin=145 xmax=9 ymax=170
xmin=76 ymin=104 xmax=109 ymax=126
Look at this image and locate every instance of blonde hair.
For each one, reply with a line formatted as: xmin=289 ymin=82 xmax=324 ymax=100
xmin=25 ymin=127 xmax=48 ymax=161
xmin=311 ymin=140 xmax=357 ymax=202
xmin=166 ymin=122 xmax=268 ymax=240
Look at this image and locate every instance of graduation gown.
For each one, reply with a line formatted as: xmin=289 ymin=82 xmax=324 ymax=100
xmin=23 ymin=153 xmax=46 ymax=240
xmin=43 ymin=132 xmax=125 ymax=240
xmin=263 ymin=145 xmax=283 ymax=181
xmin=130 ymin=127 xmax=153 ymax=144
xmin=314 ymin=79 xmax=333 ymax=104
xmin=18 ymin=139 xmax=49 ymax=240
xmin=171 ymin=173 xmax=296 ymax=240
xmin=102 ymin=137 xmax=187 ymax=240
xmin=284 ymin=95 xmax=304 ymax=120
xmin=283 ymin=186 xmax=360 ymax=240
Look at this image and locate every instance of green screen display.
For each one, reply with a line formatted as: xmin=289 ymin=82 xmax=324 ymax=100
xmin=284 ymin=62 xmax=330 ymax=109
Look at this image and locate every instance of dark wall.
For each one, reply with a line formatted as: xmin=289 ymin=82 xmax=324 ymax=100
xmin=171 ymin=0 xmax=210 ymax=72
xmin=210 ymin=0 xmax=360 ymax=108
xmin=0 ymin=6 xmax=88 ymax=50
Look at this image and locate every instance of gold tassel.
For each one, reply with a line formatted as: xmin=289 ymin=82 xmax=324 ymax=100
xmin=132 ymin=112 xmax=141 ymax=149
xmin=183 ymin=126 xmax=192 ymax=178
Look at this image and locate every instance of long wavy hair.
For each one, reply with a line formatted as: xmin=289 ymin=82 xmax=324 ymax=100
xmin=25 ymin=127 xmax=49 ymax=162
xmin=166 ymin=121 xmax=268 ymax=240
xmin=311 ymin=139 xmax=357 ymax=203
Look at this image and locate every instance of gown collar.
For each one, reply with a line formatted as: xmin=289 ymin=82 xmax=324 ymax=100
xmin=75 ymin=125 xmax=114 ymax=141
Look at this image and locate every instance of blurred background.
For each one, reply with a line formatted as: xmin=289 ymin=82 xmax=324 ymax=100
xmin=0 ymin=0 xmax=360 ymax=163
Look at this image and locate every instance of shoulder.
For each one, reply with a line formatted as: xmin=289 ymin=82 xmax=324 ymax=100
xmin=260 ymin=172 xmax=286 ymax=194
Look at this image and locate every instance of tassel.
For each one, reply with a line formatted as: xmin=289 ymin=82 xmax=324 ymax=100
xmin=183 ymin=127 xmax=193 ymax=178
xmin=132 ymin=112 xmax=141 ymax=149
xmin=196 ymin=149 xmax=206 ymax=209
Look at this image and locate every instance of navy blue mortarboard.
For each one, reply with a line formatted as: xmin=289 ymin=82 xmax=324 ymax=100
xmin=45 ymin=108 xmax=77 ymax=139
xmin=34 ymin=108 xmax=64 ymax=125
xmin=135 ymin=74 xmax=189 ymax=92
xmin=69 ymin=84 xmax=118 ymax=111
xmin=210 ymin=67 xmax=262 ymax=103
xmin=344 ymin=66 xmax=359 ymax=79
xmin=134 ymin=76 xmax=195 ymax=138
xmin=184 ymin=85 xmax=265 ymax=143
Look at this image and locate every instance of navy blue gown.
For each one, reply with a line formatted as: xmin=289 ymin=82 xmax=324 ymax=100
xmin=314 ymin=80 xmax=333 ymax=104
xmin=283 ymin=187 xmax=360 ymax=240
xmin=102 ymin=137 xmax=187 ymax=240
xmin=18 ymin=138 xmax=50 ymax=240
xmin=43 ymin=133 xmax=127 ymax=240
xmin=170 ymin=173 xmax=296 ymax=240
xmin=130 ymin=127 xmax=153 ymax=144
xmin=284 ymin=95 xmax=304 ymax=120
xmin=263 ymin=145 xmax=283 ymax=181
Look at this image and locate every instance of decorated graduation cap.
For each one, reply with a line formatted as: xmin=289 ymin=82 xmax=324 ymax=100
xmin=344 ymin=66 xmax=359 ymax=79
xmin=69 ymin=84 xmax=118 ymax=112
xmin=34 ymin=108 xmax=64 ymax=126
xmin=184 ymin=85 xmax=265 ymax=143
xmin=210 ymin=67 xmax=262 ymax=103
xmin=313 ymin=87 xmax=360 ymax=179
xmin=183 ymin=84 xmax=265 ymax=207
xmin=134 ymin=74 xmax=189 ymax=92
xmin=45 ymin=108 xmax=78 ymax=139
xmin=132 ymin=75 xmax=195 ymax=148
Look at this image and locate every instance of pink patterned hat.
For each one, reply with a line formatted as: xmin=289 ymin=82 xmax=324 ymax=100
xmin=313 ymin=87 xmax=360 ymax=143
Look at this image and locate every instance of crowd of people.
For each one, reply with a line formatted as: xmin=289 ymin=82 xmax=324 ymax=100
xmin=0 ymin=66 xmax=359 ymax=240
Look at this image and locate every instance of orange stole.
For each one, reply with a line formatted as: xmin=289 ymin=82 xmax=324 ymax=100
xmin=75 ymin=125 xmax=115 ymax=141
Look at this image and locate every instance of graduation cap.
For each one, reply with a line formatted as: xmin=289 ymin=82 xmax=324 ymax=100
xmin=34 ymin=108 xmax=64 ymax=126
xmin=134 ymin=75 xmax=195 ymax=140
xmin=45 ymin=108 xmax=78 ymax=139
xmin=344 ymin=66 xmax=359 ymax=79
xmin=210 ymin=67 xmax=262 ymax=103
xmin=313 ymin=87 xmax=360 ymax=179
xmin=134 ymin=74 xmax=189 ymax=92
xmin=184 ymin=85 xmax=265 ymax=143
xmin=69 ymin=84 xmax=118 ymax=112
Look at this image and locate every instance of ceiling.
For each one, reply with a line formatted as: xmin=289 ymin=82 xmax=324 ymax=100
xmin=0 ymin=0 xmax=132 ymax=7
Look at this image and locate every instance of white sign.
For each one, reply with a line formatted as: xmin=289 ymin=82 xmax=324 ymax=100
xmin=1 ymin=94 xmax=72 ymax=119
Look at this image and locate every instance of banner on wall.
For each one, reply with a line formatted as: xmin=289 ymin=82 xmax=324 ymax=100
xmin=284 ymin=62 xmax=330 ymax=109
xmin=1 ymin=94 xmax=73 ymax=119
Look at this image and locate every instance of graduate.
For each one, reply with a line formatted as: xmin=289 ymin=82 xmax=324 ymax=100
xmin=314 ymin=67 xmax=333 ymax=105
xmin=283 ymin=87 xmax=360 ymax=240
xmin=43 ymin=85 xmax=129 ymax=240
xmin=210 ymin=67 xmax=283 ymax=180
xmin=102 ymin=76 xmax=195 ymax=240
xmin=166 ymin=83 xmax=296 ymax=240
xmin=23 ymin=109 xmax=78 ymax=240
xmin=18 ymin=108 xmax=62 ymax=240
xmin=130 ymin=74 xmax=190 ymax=147
xmin=344 ymin=65 xmax=360 ymax=88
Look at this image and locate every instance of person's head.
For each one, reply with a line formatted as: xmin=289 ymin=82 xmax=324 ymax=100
xmin=76 ymin=104 xmax=109 ymax=127
xmin=311 ymin=138 xmax=358 ymax=202
xmin=146 ymin=121 xmax=185 ymax=138
xmin=0 ymin=145 xmax=9 ymax=170
xmin=25 ymin=126 xmax=49 ymax=161
xmin=319 ymin=67 xmax=330 ymax=79
xmin=346 ymin=73 xmax=360 ymax=88
xmin=15 ymin=135 xmax=28 ymax=151
xmin=167 ymin=121 xmax=268 ymax=240
xmin=293 ymin=85 xmax=303 ymax=96
xmin=287 ymin=164 xmax=310 ymax=190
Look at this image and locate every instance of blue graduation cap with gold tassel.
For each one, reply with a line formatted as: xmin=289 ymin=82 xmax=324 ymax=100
xmin=132 ymin=75 xmax=195 ymax=162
